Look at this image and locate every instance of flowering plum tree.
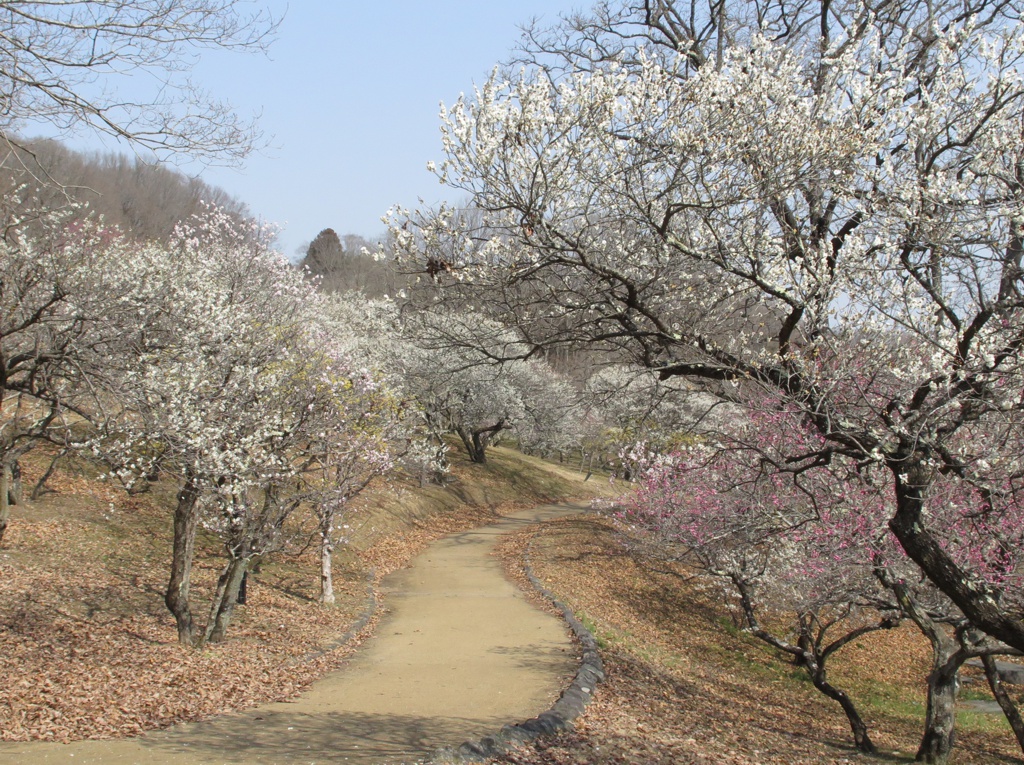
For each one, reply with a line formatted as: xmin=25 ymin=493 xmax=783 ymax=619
xmin=0 ymin=206 xmax=141 ymax=543
xmin=622 ymin=414 xmax=898 ymax=753
xmin=624 ymin=395 xmax=1024 ymax=762
xmin=584 ymin=365 xmax=729 ymax=478
xmin=392 ymin=0 xmax=1024 ymax=652
xmin=94 ymin=209 xmax=404 ymax=644
xmin=396 ymin=310 xmax=576 ymax=464
xmin=296 ymin=350 xmax=403 ymax=606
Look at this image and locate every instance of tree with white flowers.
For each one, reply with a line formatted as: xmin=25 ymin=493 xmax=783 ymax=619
xmin=95 ymin=210 xmax=404 ymax=644
xmin=0 ymin=206 xmax=143 ymax=543
xmin=400 ymin=311 xmax=579 ymax=464
xmin=392 ymin=0 xmax=1024 ymax=654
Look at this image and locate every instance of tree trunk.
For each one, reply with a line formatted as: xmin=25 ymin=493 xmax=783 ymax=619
xmin=0 ymin=464 xmax=10 ymax=545
xmin=8 ymin=460 xmax=21 ymax=505
xmin=917 ymin=661 xmax=959 ymax=764
xmin=470 ymin=431 xmax=489 ymax=463
xmin=810 ymin=672 xmax=876 ymax=753
xmin=204 ymin=555 xmax=250 ymax=644
xmin=982 ymin=655 xmax=1024 ymax=754
xmin=458 ymin=428 xmax=485 ymax=462
xmin=889 ymin=462 xmax=1024 ymax=652
xmin=165 ymin=476 xmax=201 ymax=646
xmin=733 ymin=578 xmax=876 ymax=753
xmin=456 ymin=427 xmax=487 ymax=463
xmin=320 ymin=532 xmax=335 ymax=605
xmin=32 ymin=449 xmax=64 ymax=500
xmin=882 ymin=572 xmax=961 ymax=764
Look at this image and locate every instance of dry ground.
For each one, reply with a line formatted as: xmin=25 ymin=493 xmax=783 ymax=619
xmin=0 ymin=445 xmax=605 ymax=744
xmin=8 ymin=447 xmax=1020 ymax=765
xmin=495 ymin=515 xmax=1024 ymax=765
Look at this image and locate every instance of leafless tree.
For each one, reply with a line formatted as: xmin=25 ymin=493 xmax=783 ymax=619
xmin=0 ymin=138 xmax=248 ymax=240
xmin=0 ymin=1 xmax=277 ymax=166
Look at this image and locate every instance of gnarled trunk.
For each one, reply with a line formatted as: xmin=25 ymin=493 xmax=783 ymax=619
xmin=917 ymin=658 xmax=959 ymax=764
xmin=881 ymin=573 xmax=961 ymax=764
xmin=733 ymin=578 xmax=878 ymax=753
xmin=456 ymin=419 xmax=507 ymax=464
xmin=888 ymin=461 xmax=1024 ymax=653
xmin=809 ymin=671 xmax=875 ymax=753
xmin=165 ymin=476 xmax=201 ymax=646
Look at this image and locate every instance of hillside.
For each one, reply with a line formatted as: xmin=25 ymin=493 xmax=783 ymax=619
xmin=493 ymin=516 xmax=1024 ymax=765
xmin=0 ymin=445 xmax=609 ymax=743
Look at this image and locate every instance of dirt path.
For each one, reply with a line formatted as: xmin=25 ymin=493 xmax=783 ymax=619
xmin=0 ymin=503 xmax=584 ymax=765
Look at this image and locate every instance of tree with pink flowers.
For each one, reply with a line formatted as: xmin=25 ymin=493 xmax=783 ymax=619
xmin=623 ymin=393 xmax=1024 ymax=762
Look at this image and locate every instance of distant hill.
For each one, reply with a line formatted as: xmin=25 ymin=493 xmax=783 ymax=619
xmin=0 ymin=136 xmax=248 ymax=241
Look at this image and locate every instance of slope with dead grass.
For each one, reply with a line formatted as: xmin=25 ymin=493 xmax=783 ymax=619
xmin=495 ymin=516 xmax=1023 ymax=765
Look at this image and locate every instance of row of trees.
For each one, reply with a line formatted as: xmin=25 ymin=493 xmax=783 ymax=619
xmin=0 ymin=1 xmax=430 ymax=647
xmin=329 ymin=289 xmax=727 ymax=470
xmin=388 ymin=0 xmax=1024 ymax=762
xmin=0 ymin=200 xmax=421 ymax=646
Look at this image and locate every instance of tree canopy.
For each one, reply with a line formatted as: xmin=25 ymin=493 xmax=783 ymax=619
xmin=391 ymin=0 xmax=1024 ymax=662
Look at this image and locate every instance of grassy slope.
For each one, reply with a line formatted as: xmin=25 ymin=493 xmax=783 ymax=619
xmin=0 ymin=443 xmax=608 ymax=743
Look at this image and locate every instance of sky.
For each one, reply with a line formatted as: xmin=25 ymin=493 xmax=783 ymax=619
xmin=59 ymin=1 xmax=586 ymax=260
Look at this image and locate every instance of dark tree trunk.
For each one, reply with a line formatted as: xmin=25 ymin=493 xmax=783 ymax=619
xmin=8 ymin=460 xmax=21 ymax=505
xmin=888 ymin=461 xmax=1024 ymax=653
xmin=32 ymin=449 xmax=65 ymax=500
xmin=470 ymin=431 xmax=489 ymax=463
xmin=732 ymin=579 xmax=877 ymax=753
xmin=165 ymin=476 xmax=201 ymax=646
xmin=881 ymin=573 xmax=961 ymax=764
xmin=917 ymin=659 xmax=959 ymax=764
xmin=982 ymin=655 xmax=1024 ymax=754
xmin=810 ymin=672 xmax=875 ymax=753
xmin=457 ymin=421 xmax=506 ymax=464
xmin=457 ymin=427 xmax=486 ymax=463
xmin=203 ymin=555 xmax=250 ymax=644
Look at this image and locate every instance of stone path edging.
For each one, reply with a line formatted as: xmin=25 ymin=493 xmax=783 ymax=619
xmin=430 ymin=526 xmax=605 ymax=764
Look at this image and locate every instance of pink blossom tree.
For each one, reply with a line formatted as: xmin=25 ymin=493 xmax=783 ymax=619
xmin=623 ymin=395 xmax=1024 ymax=762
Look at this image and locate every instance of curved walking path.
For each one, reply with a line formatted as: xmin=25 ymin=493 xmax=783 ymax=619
xmin=0 ymin=503 xmax=585 ymax=765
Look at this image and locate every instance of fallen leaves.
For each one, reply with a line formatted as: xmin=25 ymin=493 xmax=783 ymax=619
xmin=491 ymin=516 xmax=1022 ymax=765
xmin=0 ymin=448 xmax=582 ymax=745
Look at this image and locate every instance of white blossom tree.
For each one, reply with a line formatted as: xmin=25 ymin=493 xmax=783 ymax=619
xmin=93 ymin=209 xmax=404 ymax=645
xmin=392 ymin=0 xmax=1024 ymax=654
xmin=0 ymin=206 xmax=142 ymax=543
xmin=584 ymin=364 xmax=729 ymax=478
xmin=399 ymin=311 xmax=579 ymax=464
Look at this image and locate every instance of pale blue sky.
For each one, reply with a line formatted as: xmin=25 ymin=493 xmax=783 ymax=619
xmin=185 ymin=1 xmax=584 ymax=258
